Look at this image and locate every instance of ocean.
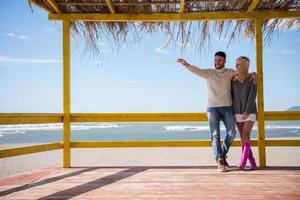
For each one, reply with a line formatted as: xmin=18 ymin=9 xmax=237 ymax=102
xmin=0 ymin=121 xmax=300 ymax=145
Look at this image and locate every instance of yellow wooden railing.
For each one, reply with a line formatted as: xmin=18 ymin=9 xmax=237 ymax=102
xmin=0 ymin=112 xmax=299 ymax=166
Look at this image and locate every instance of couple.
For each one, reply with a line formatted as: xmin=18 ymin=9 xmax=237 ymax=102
xmin=177 ymin=51 xmax=257 ymax=172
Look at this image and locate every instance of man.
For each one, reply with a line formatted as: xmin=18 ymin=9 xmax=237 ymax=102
xmin=177 ymin=51 xmax=256 ymax=172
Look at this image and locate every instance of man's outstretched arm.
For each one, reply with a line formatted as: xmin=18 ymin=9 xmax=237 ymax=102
xmin=177 ymin=58 xmax=209 ymax=79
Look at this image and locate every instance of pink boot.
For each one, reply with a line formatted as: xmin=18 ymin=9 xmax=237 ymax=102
xmin=239 ymin=143 xmax=250 ymax=169
xmin=248 ymin=146 xmax=257 ymax=170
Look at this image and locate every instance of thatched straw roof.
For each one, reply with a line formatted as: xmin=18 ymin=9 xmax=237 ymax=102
xmin=28 ymin=0 xmax=300 ymax=56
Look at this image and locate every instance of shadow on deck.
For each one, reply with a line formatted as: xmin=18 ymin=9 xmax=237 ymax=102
xmin=0 ymin=166 xmax=299 ymax=199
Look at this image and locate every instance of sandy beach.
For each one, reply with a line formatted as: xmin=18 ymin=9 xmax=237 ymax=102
xmin=0 ymin=143 xmax=299 ymax=178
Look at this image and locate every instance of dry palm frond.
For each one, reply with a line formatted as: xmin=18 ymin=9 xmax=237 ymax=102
xmin=28 ymin=0 xmax=300 ymax=57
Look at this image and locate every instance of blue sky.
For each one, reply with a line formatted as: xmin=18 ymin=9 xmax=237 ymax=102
xmin=0 ymin=0 xmax=300 ymax=113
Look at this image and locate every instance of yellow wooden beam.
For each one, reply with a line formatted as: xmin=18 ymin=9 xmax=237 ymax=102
xmin=105 ymin=0 xmax=116 ymax=14
xmin=1 ymin=139 xmax=299 ymax=159
xmin=0 ymin=111 xmax=299 ymax=124
xmin=264 ymin=111 xmax=300 ymax=121
xmin=0 ymin=113 xmax=63 ymax=125
xmin=0 ymin=111 xmax=298 ymax=125
xmin=266 ymin=140 xmax=300 ymax=146
xmin=63 ymin=20 xmax=71 ymax=168
xmin=256 ymin=18 xmax=266 ymax=167
xmin=45 ymin=0 xmax=62 ymax=13
xmin=1 ymin=139 xmax=298 ymax=159
xmin=48 ymin=11 xmax=300 ymax=21
xmin=0 ymin=143 xmax=62 ymax=159
xmin=71 ymin=113 xmax=208 ymax=122
xmin=247 ymin=0 xmax=260 ymax=13
xmin=180 ymin=0 xmax=185 ymax=13
xmin=71 ymin=140 xmax=257 ymax=148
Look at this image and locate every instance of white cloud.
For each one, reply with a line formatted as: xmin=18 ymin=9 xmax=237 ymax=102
xmin=4 ymin=32 xmax=15 ymax=37
xmin=267 ymin=49 xmax=300 ymax=56
xmin=18 ymin=35 xmax=29 ymax=39
xmin=0 ymin=56 xmax=61 ymax=64
xmin=16 ymin=29 xmax=22 ymax=32
xmin=155 ymin=47 xmax=171 ymax=55
xmin=3 ymin=32 xmax=29 ymax=39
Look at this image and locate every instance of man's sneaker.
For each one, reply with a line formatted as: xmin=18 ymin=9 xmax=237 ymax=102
xmin=224 ymin=155 xmax=229 ymax=168
xmin=217 ymin=157 xmax=227 ymax=172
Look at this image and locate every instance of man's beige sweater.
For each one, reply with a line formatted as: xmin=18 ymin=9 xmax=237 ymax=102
xmin=187 ymin=66 xmax=235 ymax=107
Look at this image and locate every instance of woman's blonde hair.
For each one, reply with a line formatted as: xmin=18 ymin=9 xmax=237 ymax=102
xmin=236 ymin=56 xmax=250 ymax=74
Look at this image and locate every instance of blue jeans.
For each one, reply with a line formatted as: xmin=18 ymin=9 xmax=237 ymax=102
xmin=207 ymin=106 xmax=236 ymax=160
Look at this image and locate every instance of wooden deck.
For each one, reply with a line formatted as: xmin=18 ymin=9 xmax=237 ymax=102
xmin=0 ymin=166 xmax=299 ymax=199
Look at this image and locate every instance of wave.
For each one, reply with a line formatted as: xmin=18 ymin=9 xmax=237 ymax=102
xmin=0 ymin=123 xmax=124 ymax=135
xmin=164 ymin=126 xmax=213 ymax=132
xmin=71 ymin=123 xmax=122 ymax=131
xmin=164 ymin=124 xmax=300 ymax=132
xmin=264 ymin=125 xmax=300 ymax=129
xmin=0 ymin=123 xmax=299 ymax=136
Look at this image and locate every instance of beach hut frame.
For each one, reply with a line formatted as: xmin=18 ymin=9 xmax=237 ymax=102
xmin=0 ymin=0 xmax=300 ymax=168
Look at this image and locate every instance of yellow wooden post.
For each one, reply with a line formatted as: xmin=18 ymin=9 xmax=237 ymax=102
xmin=63 ymin=20 xmax=71 ymax=168
xmin=255 ymin=18 xmax=266 ymax=167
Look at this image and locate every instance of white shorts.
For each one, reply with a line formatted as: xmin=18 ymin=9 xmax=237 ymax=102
xmin=235 ymin=114 xmax=256 ymax=123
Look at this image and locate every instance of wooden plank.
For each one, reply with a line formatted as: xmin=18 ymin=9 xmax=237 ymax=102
xmin=247 ymin=0 xmax=260 ymax=13
xmin=70 ymin=140 xmax=257 ymax=148
xmin=29 ymin=0 xmax=51 ymax=13
xmin=57 ymin=2 xmax=181 ymax=6
xmin=1 ymin=167 xmax=299 ymax=199
xmin=0 ymin=113 xmax=63 ymax=125
xmin=105 ymin=0 xmax=116 ymax=14
xmin=180 ymin=0 xmax=185 ymax=13
xmin=71 ymin=113 xmax=208 ymax=122
xmin=266 ymin=140 xmax=300 ymax=146
xmin=71 ymin=140 xmax=212 ymax=148
xmin=264 ymin=111 xmax=300 ymax=121
xmin=48 ymin=11 xmax=300 ymax=21
xmin=0 ymin=112 xmax=298 ymax=125
xmin=45 ymin=0 xmax=62 ymax=13
xmin=63 ymin=20 xmax=71 ymax=168
xmin=0 ymin=143 xmax=62 ymax=158
xmin=256 ymin=18 xmax=266 ymax=167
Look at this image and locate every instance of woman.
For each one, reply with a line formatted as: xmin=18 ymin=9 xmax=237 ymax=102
xmin=232 ymin=56 xmax=257 ymax=170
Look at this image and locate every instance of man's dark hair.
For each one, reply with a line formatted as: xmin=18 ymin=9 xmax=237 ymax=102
xmin=215 ymin=51 xmax=226 ymax=60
